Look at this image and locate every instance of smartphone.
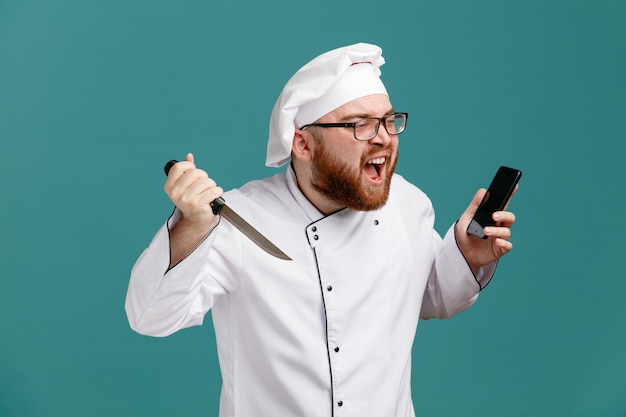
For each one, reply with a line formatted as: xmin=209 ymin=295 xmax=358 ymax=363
xmin=466 ymin=166 xmax=522 ymax=239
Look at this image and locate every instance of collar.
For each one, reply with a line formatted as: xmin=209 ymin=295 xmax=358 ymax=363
xmin=285 ymin=163 xmax=327 ymax=223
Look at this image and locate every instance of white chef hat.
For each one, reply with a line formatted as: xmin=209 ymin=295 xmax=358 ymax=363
xmin=266 ymin=42 xmax=387 ymax=167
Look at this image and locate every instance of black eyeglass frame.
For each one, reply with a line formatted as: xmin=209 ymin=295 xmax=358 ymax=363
xmin=300 ymin=112 xmax=409 ymax=141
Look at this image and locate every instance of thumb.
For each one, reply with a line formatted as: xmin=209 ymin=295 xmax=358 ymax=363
xmin=461 ymin=188 xmax=487 ymax=223
xmin=185 ymin=152 xmax=194 ymax=164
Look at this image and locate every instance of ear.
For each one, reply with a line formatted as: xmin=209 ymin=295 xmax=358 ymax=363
xmin=292 ymin=129 xmax=313 ymax=163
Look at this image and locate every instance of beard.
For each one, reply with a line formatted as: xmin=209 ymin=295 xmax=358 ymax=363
xmin=310 ymin=139 xmax=398 ymax=212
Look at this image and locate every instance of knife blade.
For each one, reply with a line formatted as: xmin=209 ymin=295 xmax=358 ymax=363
xmin=164 ymin=160 xmax=292 ymax=261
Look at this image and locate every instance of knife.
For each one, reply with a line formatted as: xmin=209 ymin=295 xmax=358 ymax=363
xmin=164 ymin=160 xmax=292 ymax=261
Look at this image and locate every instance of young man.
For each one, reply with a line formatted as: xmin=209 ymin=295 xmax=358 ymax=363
xmin=126 ymin=43 xmax=516 ymax=417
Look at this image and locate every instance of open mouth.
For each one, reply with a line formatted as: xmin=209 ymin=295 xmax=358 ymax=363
xmin=364 ymin=157 xmax=386 ymax=184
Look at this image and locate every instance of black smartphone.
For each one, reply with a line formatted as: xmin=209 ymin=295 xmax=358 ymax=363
xmin=466 ymin=166 xmax=522 ymax=239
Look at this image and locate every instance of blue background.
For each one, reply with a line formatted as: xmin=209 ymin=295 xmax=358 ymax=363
xmin=1 ymin=0 xmax=625 ymax=416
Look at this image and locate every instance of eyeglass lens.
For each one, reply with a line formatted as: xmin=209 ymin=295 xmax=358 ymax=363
xmin=355 ymin=114 xmax=405 ymax=140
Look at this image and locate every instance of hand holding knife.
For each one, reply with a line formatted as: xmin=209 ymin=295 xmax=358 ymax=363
xmin=164 ymin=160 xmax=292 ymax=261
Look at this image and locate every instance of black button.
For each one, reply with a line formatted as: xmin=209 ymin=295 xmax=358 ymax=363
xmin=337 ymin=401 xmax=344 ymax=407
xmin=334 ymin=346 xmax=340 ymax=352
xmin=312 ymin=226 xmax=317 ymax=232
xmin=374 ymin=219 xmax=379 ymax=225
xmin=327 ymin=285 xmax=332 ymax=291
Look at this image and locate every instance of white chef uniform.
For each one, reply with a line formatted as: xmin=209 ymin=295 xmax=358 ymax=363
xmin=125 ymin=165 xmax=496 ymax=417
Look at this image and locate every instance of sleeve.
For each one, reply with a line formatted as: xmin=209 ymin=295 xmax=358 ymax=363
xmin=419 ymin=224 xmax=497 ymax=320
xmin=124 ymin=209 xmax=241 ymax=337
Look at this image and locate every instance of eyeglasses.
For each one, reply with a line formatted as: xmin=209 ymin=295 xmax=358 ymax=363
xmin=301 ymin=112 xmax=408 ymax=141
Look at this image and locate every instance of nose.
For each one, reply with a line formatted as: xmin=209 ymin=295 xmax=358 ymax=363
xmin=368 ymin=122 xmax=393 ymax=147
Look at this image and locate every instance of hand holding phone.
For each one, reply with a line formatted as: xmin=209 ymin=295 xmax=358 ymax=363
xmin=466 ymin=166 xmax=522 ymax=239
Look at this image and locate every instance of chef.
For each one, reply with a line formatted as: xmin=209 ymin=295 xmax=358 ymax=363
xmin=125 ymin=42 xmax=517 ymax=417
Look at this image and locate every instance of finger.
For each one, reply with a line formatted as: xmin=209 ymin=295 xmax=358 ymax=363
xmin=492 ymin=211 xmax=516 ymax=227
xmin=166 ymin=160 xmax=196 ymax=181
xmin=184 ymin=176 xmax=218 ymax=199
xmin=493 ymin=237 xmax=513 ymax=257
xmin=460 ymin=188 xmax=487 ymax=223
xmin=177 ymin=179 xmax=221 ymax=209
xmin=484 ymin=225 xmax=512 ymax=241
xmin=165 ymin=153 xmax=196 ymax=183
xmin=167 ymin=168 xmax=210 ymax=201
xmin=164 ymin=161 xmax=197 ymax=197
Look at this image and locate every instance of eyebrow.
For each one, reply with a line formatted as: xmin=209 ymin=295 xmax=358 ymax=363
xmin=338 ymin=108 xmax=395 ymax=122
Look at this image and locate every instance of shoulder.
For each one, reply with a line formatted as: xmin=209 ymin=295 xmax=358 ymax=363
xmin=222 ymin=172 xmax=297 ymax=220
xmin=227 ymin=172 xmax=289 ymax=201
xmin=388 ymin=173 xmax=433 ymax=211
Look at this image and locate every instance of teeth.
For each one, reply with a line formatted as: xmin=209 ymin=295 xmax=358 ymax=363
xmin=368 ymin=157 xmax=386 ymax=165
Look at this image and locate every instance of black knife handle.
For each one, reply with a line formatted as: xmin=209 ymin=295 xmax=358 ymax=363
xmin=163 ymin=159 xmax=225 ymax=216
